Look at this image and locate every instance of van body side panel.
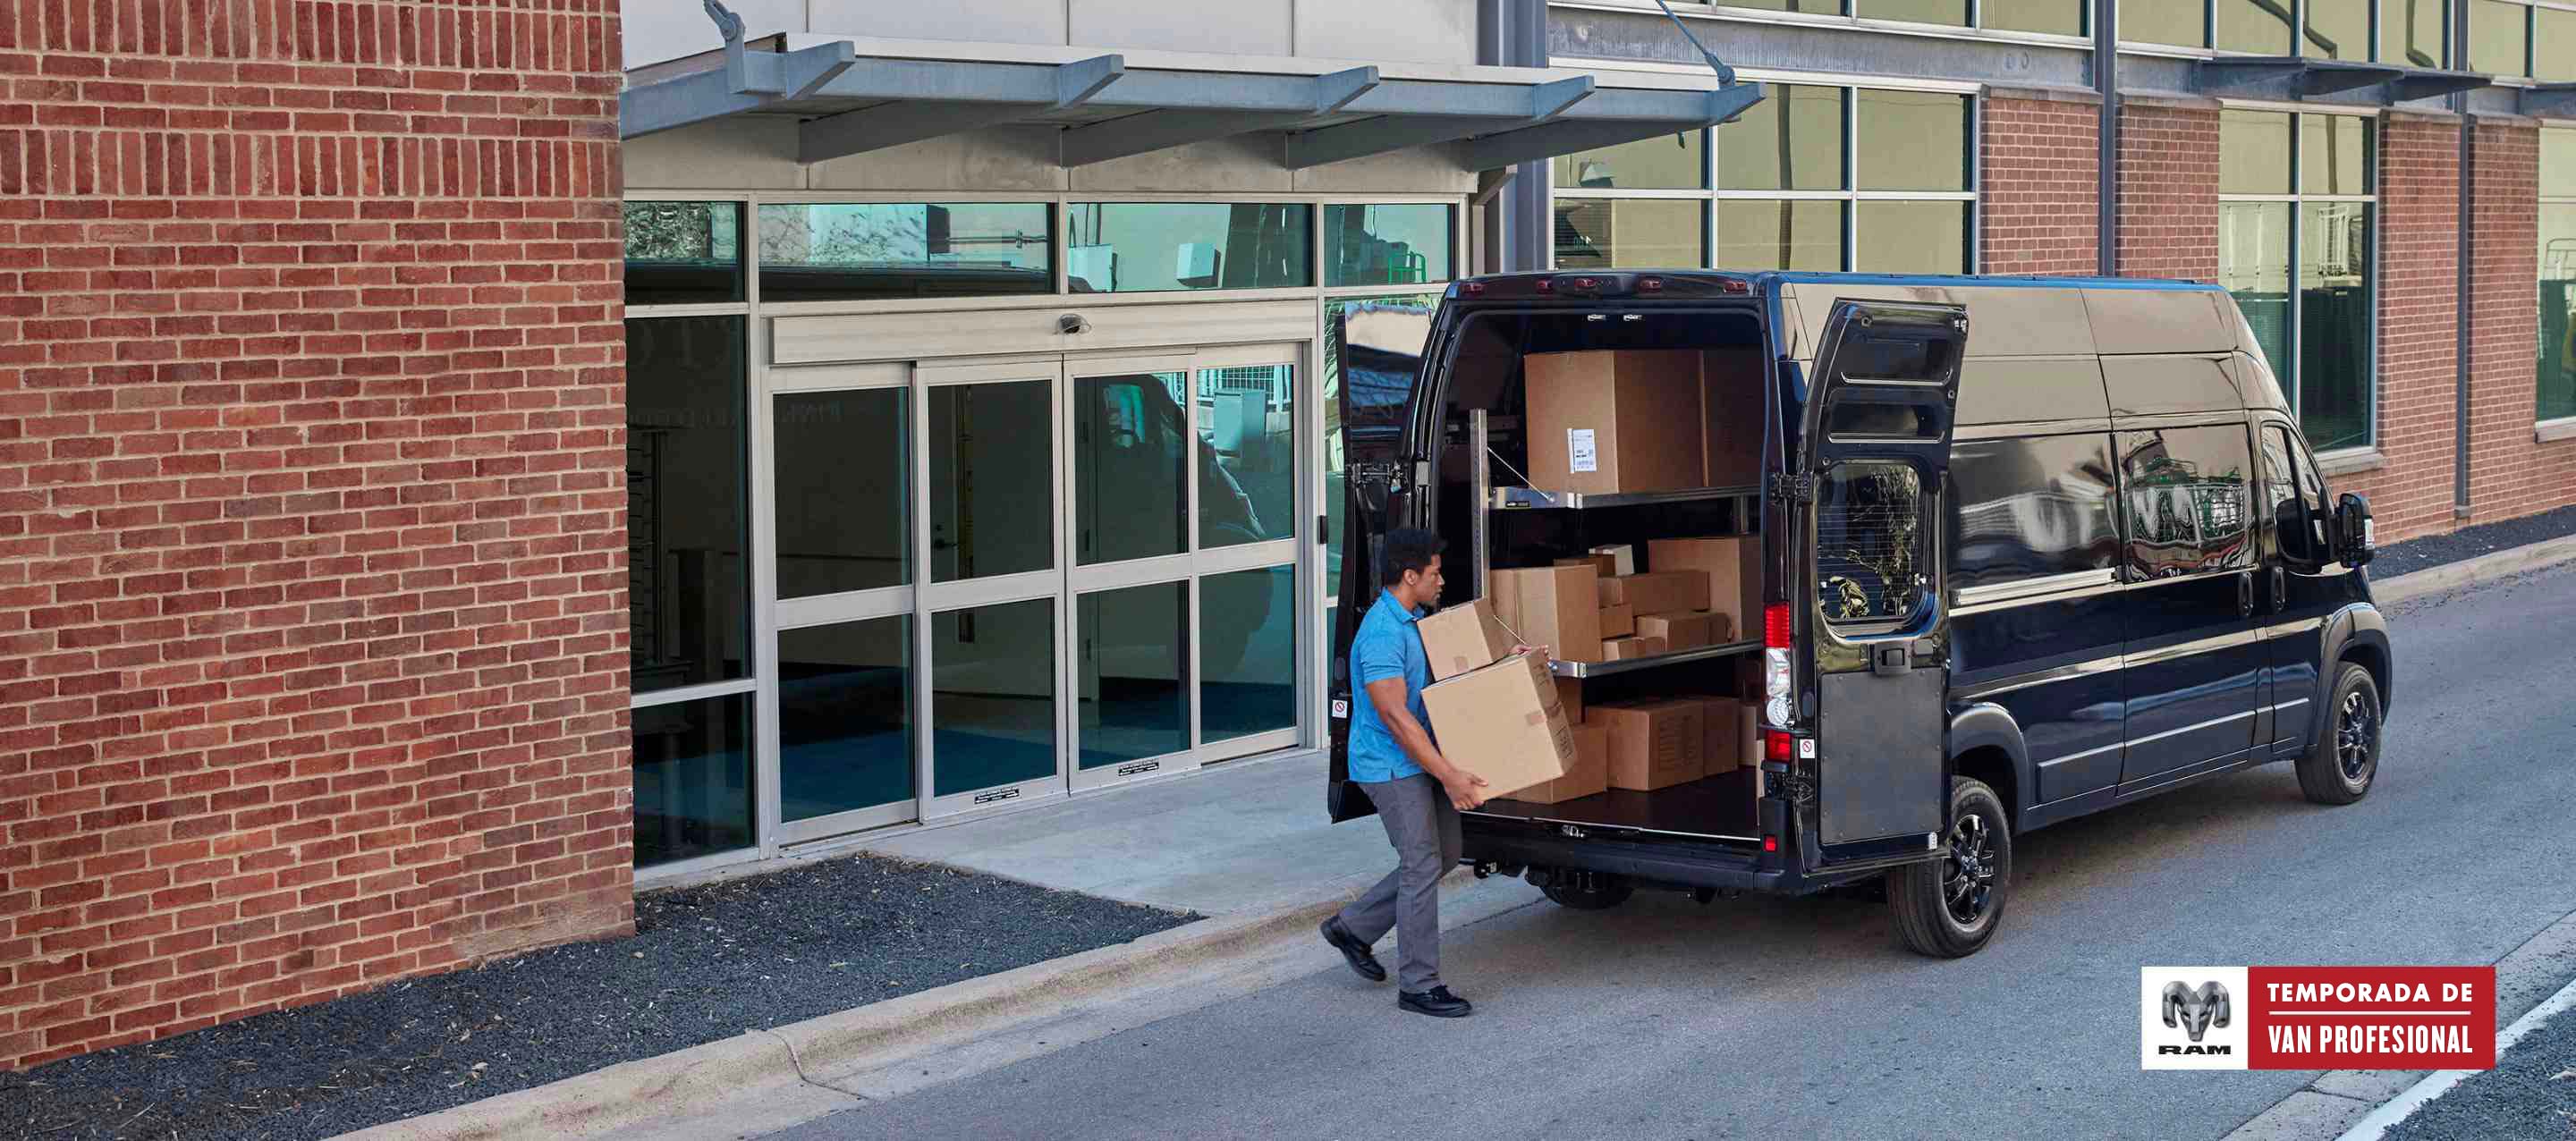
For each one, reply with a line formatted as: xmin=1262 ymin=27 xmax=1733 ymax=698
xmin=1953 ymin=599 xmax=2127 ymax=802
xmin=2116 ymin=575 xmax=2266 ymax=782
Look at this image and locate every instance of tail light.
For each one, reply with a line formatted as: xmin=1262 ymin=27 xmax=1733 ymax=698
xmin=1533 ymin=277 xmax=1554 ymax=293
xmin=1637 ymin=276 xmax=1664 ymax=292
xmin=1764 ymin=730 xmax=1793 ymax=762
xmin=1461 ymin=281 xmax=1486 ymax=296
xmin=1761 ymin=603 xmax=1792 ymax=729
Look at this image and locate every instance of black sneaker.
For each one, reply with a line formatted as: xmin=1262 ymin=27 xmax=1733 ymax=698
xmin=1319 ymin=917 xmax=1386 ymax=983
xmin=1398 ymin=985 xmax=1473 ymax=1018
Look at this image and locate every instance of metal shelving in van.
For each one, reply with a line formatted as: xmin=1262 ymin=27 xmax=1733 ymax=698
xmin=1547 ymin=638 xmax=1759 ymax=679
xmin=1488 ymin=485 xmax=1761 ymax=512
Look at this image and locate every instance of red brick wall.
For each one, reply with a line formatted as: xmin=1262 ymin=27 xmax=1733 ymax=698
xmin=2113 ymin=97 xmax=2220 ymax=283
xmin=2465 ymin=119 xmax=2576 ymax=519
xmin=0 ymin=1 xmax=631 ymax=1070
xmin=2334 ymin=112 xmax=2460 ymax=542
xmin=1979 ymin=89 xmax=2100 ymax=276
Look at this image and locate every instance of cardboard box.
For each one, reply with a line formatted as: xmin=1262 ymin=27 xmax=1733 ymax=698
xmin=1589 ymin=544 xmax=1637 ymax=576
xmin=1513 ymin=723 xmax=1609 ymax=804
xmin=1600 ymin=635 xmax=1668 ymax=661
xmin=1599 ymin=570 xmax=1707 ymax=616
xmin=1417 ymin=596 xmax=1516 ymax=681
xmin=1524 ymin=350 xmax=1706 ymax=495
xmin=1699 ymin=347 xmax=1767 ymax=488
xmin=1420 ymin=652 xmax=1579 ymax=798
xmin=1555 ymin=554 xmax=1616 ymax=578
xmin=1739 ymin=698 xmax=1763 ymax=769
xmin=1555 ymin=677 xmax=1584 ymax=725
xmin=1695 ymin=697 xmax=1743 ymax=773
xmin=1593 ymin=699 xmax=1707 ymax=791
xmin=1492 ymin=565 xmax=1603 ymax=663
xmin=1638 ymin=610 xmax=1722 ymax=651
xmin=1598 ymin=604 xmax=1634 ymax=638
xmin=1648 ymin=536 xmax=1759 ymax=636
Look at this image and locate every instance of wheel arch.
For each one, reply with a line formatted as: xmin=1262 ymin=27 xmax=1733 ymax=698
xmin=1948 ymin=702 xmax=2028 ymax=832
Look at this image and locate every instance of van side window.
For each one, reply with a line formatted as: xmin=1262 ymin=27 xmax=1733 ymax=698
xmin=1945 ymin=434 xmax=2120 ymax=591
xmin=2259 ymin=423 xmax=2330 ymax=565
xmin=1816 ymin=462 xmax=1928 ymax=623
xmin=2115 ymin=426 xmax=2255 ymax=579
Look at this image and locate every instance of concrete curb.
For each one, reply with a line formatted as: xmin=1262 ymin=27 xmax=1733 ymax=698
xmin=2333 ymin=970 xmax=2576 ymax=1141
xmin=2372 ymin=533 xmax=2576 ymax=606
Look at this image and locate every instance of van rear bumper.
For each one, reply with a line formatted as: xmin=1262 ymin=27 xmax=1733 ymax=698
xmin=1462 ymin=819 xmax=1938 ymax=897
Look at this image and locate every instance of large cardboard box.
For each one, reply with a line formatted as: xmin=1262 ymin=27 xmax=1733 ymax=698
xmin=1555 ymin=677 xmax=1584 ymax=725
xmin=1555 ymin=554 xmax=1616 ymax=578
xmin=1417 ymin=596 xmax=1515 ymax=681
xmin=1699 ymin=347 xmax=1767 ymax=488
xmin=1695 ymin=697 xmax=1743 ymax=773
xmin=1600 ymin=635 xmax=1668 ymax=661
xmin=1648 ymin=536 xmax=1759 ymax=635
xmin=1514 ymin=723 xmax=1610 ymax=804
xmin=1492 ymin=565 xmax=1603 ymax=663
xmin=1524 ymin=350 xmax=1706 ymax=495
xmin=1593 ymin=699 xmax=1706 ymax=791
xmin=1598 ymin=604 xmax=1635 ymax=638
xmin=1599 ymin=570 xmax=1707 ymax=616
xmin=1421 ymin=652 xmax=1579 ymax=798
xmin=1589 ymin=544 xmax=1637 ymax=575
xmin=1637 ymin=610 xmax=1717 ymax=651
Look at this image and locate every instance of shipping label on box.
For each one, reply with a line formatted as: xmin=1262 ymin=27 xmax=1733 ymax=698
xmin=1525 ymin=350 xmax=1706 ymax=495
xmin=1418 ymin=596 xmax=1516 ymax=681
xmin=1492 ymin=564 xmax=1602 ymax=663
xmin=1594 ymin=699 xmax=1707 ymax=791
xmin=1421 ymin=652 xmax=1578 ymax=799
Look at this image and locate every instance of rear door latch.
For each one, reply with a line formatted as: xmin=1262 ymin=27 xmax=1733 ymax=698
xmin=1872 ymin=642 xmax=1911 ymax=676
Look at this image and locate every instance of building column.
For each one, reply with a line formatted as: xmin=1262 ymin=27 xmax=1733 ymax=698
xmin=2112 ymin=96 xmax=2220 ymax=283
xmin=1979 ymin=87 xmax=2102 ymax=278
xmin=2335 ymin=111 xmax=2462 ymax=543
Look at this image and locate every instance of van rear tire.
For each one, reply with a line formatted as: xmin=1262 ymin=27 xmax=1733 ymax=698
xmin=1887 ymin=777 xmax=2011 ymax=959
xmin=2295 ymin=663 xmax=2382 ymax=806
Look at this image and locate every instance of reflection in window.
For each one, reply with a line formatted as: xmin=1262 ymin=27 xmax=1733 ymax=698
xmin=1718 ymin=85 xmax=1845 ymax=191
xmin=1324 ymin=204 xmax=1453 ymax=286
xmin=1981 ymin=0 xmax=2084 ymax=34
xmin=1197 ymin=364 xmax=1294 ymax=549
xmin=928 ymin=381 xmax=1053 ymax=581
xmin=2384 ymin=0 xmax=2450 ymax=66
xmin=1717 ymin=200 xmax=1843 ymax=271
xmin=2216 ymin=0 xmax=2295 ymax=53
xmin=1554 ymin=199 xmax=1702 ymax=268
xmin=1857 ymin=90 xmax=1969 ymax=192
xmin=2300 ymin=202 xmax=2373 ymax=452
xmin=1077 ymin=584 xmax=1188 ymax=769
xmin=2541 ymin=7 xmax=2576 ymax=81
xmin=1202 ymin=565 xmax=1297 ymax=742
xmin=2468 ymin=0 xmax=2529 ymax=77
xmin=775 ymin=389 xmax=906 ymax=599
xmin=632 ymin=693 xmax=753 ymax=866
xmin=1065 ymin=202 xmax=1309 ymax=292
xmin=778 ymin=617 xmax=911 ymax=821
xmin=1077 ymin=372 xmax=1190 ymax=564
xmin=2302 ymin=114 xmax=2371 ymax=197
xmin=1855 ymin=200 xmax=1969 ymax=274
xmin=1817 ymin=463 xmax=1927 ymax=623
xmin=2117 ymin=427 xmax=2254 ymax=579
xmin=2541 ymin=202 xmax=2576 ymax=422
xmin=2301 ymin=0 xmax=2370 ymax=60
xmin=625 ymin=201 xmax=741 ymax=305
xmin=930 ymin=598 xmax=1056 ymax=798
xmin=627 ymin=317 xmax=750 ymax=695
xmin=2124 ymin=0 xmax=2206 ymax=46
xmin=1550 ymin=132 xmax=1703 ymax=190
xmin=2259 ymin=426 xmax=2330 ymax=567
xmin=2222 ymin=202 xmax=2292 ymax=376
xmin=1947 ymin=435 xmax=2119 ymax=591
xmin=2221 ymin=114 xmax=2377 ymax=452
xmin=2220 ymin=110 xmax=2294 ymax=197
xmin=1325 ymin=296 xmax=1437 ymax=598
xmin=757 ymin=203 xmax=1051 ymax=301
xmin=1854 ymin=0 xmax=1966 ymax=25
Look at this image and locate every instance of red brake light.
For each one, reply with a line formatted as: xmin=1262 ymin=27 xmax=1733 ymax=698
xmin=1570 ymin=275 xmax=1599 ymax=291
xmin=1763 ymin=603 xmax=1792 ymax=649
xmin=1533 ymin=277 xmax=1554 ymax=293
xmin=1762 ymin=835 xmax=1779 ymax=853
xmin=1637 ymin=276 xmax=1663 ymax=292
xmin=1765 ymin=730 xmax=1794 ymax=763
xmin=1462 ymin=281 xmax=1485 ymax=295
xmin=1718 ymin=278 xmax=1750 ymax=294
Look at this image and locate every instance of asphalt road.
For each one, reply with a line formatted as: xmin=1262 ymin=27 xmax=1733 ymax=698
xmin=771 ymin=564 xmax=2576 ymax=1141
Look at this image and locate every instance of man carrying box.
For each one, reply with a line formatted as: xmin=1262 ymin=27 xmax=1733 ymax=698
xmin=1322 ymin=528 xmax=1536 ymax=1019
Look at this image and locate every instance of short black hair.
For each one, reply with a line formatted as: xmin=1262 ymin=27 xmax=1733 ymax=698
xmin=1380 ymin=528 xmax=1446 ymax=587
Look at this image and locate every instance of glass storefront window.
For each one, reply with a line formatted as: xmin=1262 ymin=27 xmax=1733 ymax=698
xmin=632 ymin=692 xmax=753 ymax=867
xmin=2221 ymin=202 xmax=2294 ymax=377
xmin=775 ymin=389 xmax=906 ymax=599
xmin=1857 ymin=90 xmax=1970 ymax=192
xmin=2302 ymin=114 xmax=2372 ymax=197
xmin=2301 ymin=0 xmax=2371 ymax=59
xmin=1855 ymin=0 xmax=1967 ymax=25
xmin=778 ymin=617 xmax=911 ymax=821
xmin=2125 ymin=2 xmax=2206 ymax=46
xmin=1324 ymin=295 xmax=1438 ymax=602
xmin=1323 ymin=204 xmax=1453 ymax=286
xmin=757 ymin=203 xmax=1052 ymax=301
xmin=1981 ymin=0 xmax=2084 ymax=35
xmin=627 ymin=316 xmax=750 ymax=695
xmin=1076 ymin=584 xmax=1190 ymax=769
xmin=928 ymin=380 xmax=1054 ymax=582
xmin=930 ymin=598 xmax=1057 ymax=798
xmin=2540 ymin=129 xmax=2576 ymax=423
xmin=1065 ymin=202 xmax=1310 ymax=292
xmin=1719 ymin=85 xmax=1845 ymax=191
xmin=626 ymin=201 xmax=741 ymax=306
xmin=1196 ymin=364 xmax=1296 ymax=548
xmin=1201 ymin=565 xmax=1297 ymax=742
xmin=2222 ymin=114 xmax=2376 ymax=452
xmin=1553 ymin=199 xmax=1704 ymax=268
xmin=2216 ymin=0 xmax=2296 ymax=53
xmin=2538 ymin=7 xmax=2576 ymax=80
xmin=2385 ymin=0 xmax=2451 ymax=66
xmin=2299 ymin=201 xmax=2374 ymax=452
xmin=1076 ymin=371 xmax=1191 ymax=564
xmin=2468 ymin=0 xmax=2530 ymax=76
xmin=2221 ymin=110 xmax=2295 ymax=197
xmin=1716 ymin=199 xmax=1843 ymax=271
xmin=1550 ymin=132 xmax=1704 ymax=191
xmin=1855 ymin=201 xmax=1969 ymax=274
xmin=1703 ymin=0 xmax=1844 ymax=11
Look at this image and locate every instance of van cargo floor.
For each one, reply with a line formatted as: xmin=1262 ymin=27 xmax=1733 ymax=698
xmin=1473 ymin=768 xmax=1761 ymax=841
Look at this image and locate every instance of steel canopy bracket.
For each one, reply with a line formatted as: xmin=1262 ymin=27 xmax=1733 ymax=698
xmin=2523 ymin=83 xmax=2576 ymax=118
xmin=2386 ymin=68 xmax=2494 ymax=102
xmin=2195 ymin=56 xmax=2403 ymax=100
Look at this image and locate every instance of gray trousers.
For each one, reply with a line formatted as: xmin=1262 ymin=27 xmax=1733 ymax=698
xmin=1335 ymin=773 xmax=1462 ymax=992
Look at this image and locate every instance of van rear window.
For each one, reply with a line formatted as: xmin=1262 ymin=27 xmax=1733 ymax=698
xmin=1816 ymin=462 xmax=1928 ymax=623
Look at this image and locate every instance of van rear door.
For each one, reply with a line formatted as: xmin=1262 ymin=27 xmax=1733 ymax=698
xmin=1799 ymin=300 xmax=1968 ymax=848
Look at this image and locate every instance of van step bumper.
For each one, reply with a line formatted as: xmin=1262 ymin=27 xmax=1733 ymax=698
xmin=1462 ymin=821 xmax=1938 ymax=897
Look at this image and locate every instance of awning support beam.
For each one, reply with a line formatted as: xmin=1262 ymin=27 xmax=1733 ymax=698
xmin=797 ymin=55 xmax=1125 ymax=164
xmin=2196 ymin=56 xmax=2403 ymax=99
xmin=1060 ymin=66 xmax=1380 ymax=167
xmin=1286 ymin=75 xmax=1593 ymax=170
xmin=621 ymin=40 xmax=856 ymax=139
xmin=2522 ymin=83 xmax=2576 ymax=118
xmin=1455 ymin=84 xmax=1762 ymax=171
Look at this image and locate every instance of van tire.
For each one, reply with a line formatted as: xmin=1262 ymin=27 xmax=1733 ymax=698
xmin=2296 ymin=663 xmax=2382 ymax=806
xmin=1887 ymin=777 xmax=2011 ymax=959
xmin=1540 ymin=875 xmax=1634 ymax=910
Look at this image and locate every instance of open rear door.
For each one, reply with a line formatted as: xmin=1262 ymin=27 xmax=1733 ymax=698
xmin=1798 ymin=300 xmax=1967 ymax=848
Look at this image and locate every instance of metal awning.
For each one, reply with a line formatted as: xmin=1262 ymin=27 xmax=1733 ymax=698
xmin=2194 ymin=56 xmax=2493 ymax=104
xmin=621 ymin=34 xmax=1760 ymax=172
xmin=2527 ymin=83 xmax=2576 ymax=118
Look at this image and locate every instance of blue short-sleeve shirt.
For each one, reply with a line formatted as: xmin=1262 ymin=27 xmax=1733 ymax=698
xmin=1347 ymin=589 xmax=1433 ymax=782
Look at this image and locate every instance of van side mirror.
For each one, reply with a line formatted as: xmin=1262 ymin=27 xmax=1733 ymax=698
xmin=2334 ymin=493 xmax=2375 ymax=567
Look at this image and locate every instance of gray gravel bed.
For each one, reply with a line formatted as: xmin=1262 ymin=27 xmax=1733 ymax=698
xmin=2370 ymin=503 xmax=2576 ymax=580
xmin=0 ymin=854 xmax=1195 ymax=1141
xmin=2382 ymin=996 xmax=2576 ymax=1141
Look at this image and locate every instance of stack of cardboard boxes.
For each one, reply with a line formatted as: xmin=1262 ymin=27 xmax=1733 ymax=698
xmin=1491 ymin=538 xmax=1751 ymax=667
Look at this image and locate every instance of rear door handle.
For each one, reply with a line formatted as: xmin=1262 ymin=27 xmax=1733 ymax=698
xmin=2270 ymin=566 xmax=2286 ymax=612
xmin=2237 ymin=570 xmax=2255 ymax=618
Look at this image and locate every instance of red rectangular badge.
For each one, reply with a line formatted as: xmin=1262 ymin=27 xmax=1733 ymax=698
xmin=2244 ymin=967 xmax=2496 ymax=1070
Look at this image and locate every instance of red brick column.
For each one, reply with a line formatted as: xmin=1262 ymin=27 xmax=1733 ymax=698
xmin=1979 ymin=87 xmax=2101 ymax=277
xmin=2333 ymin=111 xmax=2461 ymax=542
xmin=2463 ymin=118 xmax=2576 ymax=520
xmin=0 ymin=1 xmax=632 ymax=1069
xmin=2113 ymin=97 xmax=2220 ymax=283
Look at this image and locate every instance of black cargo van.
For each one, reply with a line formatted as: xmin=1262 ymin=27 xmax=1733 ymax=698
xmin=1328 ymin=270 xmax=2393 ymax=958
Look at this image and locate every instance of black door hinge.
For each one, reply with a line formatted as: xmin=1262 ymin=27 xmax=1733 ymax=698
xmin=1767 ymin=472 xmax=1815 ymax=503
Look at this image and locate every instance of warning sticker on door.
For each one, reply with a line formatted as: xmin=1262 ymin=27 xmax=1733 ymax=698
xmin=1567 ymin=428 xmax=1597 ymax=473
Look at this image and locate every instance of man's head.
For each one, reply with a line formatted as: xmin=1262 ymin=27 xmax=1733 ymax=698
xmin=1381 ymin=528 xmax=1446 ymax=608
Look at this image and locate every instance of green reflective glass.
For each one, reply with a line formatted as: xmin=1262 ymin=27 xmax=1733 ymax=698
xmin=1854 ymin=200 xmax=1968 ymax=274
xmin=1550 ymin=131 xmax=1704 ymax=190
xmin=1201 ymin=565 xmax=1296 ymax=742
xmin=2301 ymin=114 xmax=2373 ymax=197
xmin=757 ymin=203 xmax=1052 ymax=301
xmin=2216 ymin=0 xmax=2296 ymax=53
xmin=1705 ymin=0 xmax=1844 ymax=10
xmin=1196 ymin=363 xmax=1295 ymax=549
xmin=2383 ymin=0 xmax=2449 ymax=66
xmin=2221 ymin=202 xmax=2293 ymax=378
xmin=2541 ymin=204 xmax=2576 ymax=422
xmin=2125 ymin=0 xmax=2205 ymax=46
xmin=1981 ymin=0 xmax=2084 ymax=34
xmin=2299 ymin=202 xmax=2374 ymax=452
xmin=929 ymin=381 xmax=1053 ymax=582
xmin=2468 ymin=0 xmax=2529 ymax=77
xmin=1065 ymin=202 xmax=1310 ymax=292
xmin=2538 ymin=8 xmax=2576 ymax=81
xmin=779 ymin=617 xmax=911 ymax=821
xmin=1718 ymin=85 xmax=1845 ymax=191
xmin=1553 ymin=199 xmax=1704 ymax=268
xmin=1324 ymin=204 xmax=1453 ymax=285
xmin=2301 ymin=0 xmax=2371 ymax=59
xmin=1716 ymin=199 xmax=1843 ymax=271
xmin=2221 ymin=109 xmax=2295 ymax=196
xmin=625 ymin=201 xmax=741 ymax=305
xmin=2546 ymin=129 xmax=2576 ymax=195
xmin=1855 ymin=0 xmax=1966 ymax=24
xmin=1858 ymin=89 xmax=1969 ymax=192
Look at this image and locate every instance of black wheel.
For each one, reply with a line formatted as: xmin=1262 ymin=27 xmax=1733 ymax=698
xmin=2296 ymin=663 xmax=2382 ymax=806
xmin=1887 ymin=777 xmax=2012 ymax=959
xmin=1539 ymin=873 xmax=1633 ymax=910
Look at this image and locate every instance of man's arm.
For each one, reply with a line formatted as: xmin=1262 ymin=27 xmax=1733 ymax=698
xmin=1363 ymin=677 xmax=1487 ymax=810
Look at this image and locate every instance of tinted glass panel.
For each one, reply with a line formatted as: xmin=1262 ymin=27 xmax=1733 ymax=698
xmin=1981 ymin=0 xmax=2083 ymax=34
xmin=929 ymin=381 xmax=1053 ymax=581
xmin=1707 ymin=0 xmax=1843 ymax=9
xmin=1078 ymin=584 xmax=1188 ymax=769
xmin=2220 ymin=110 xmax=2295 ymax=196
xmin=1553 ymin=199 xmax=1703 ymax=268
xmin=1947 ymin=434 xmax=2119 ymax=590
xmin=778 ymin=617 xmax=911 ymax=821
xmin=930 ymin=598 xmax=1056 ymax=798
xmin=1853 ymin=200 xmax=1969 ymax=274
xmin=627 ymin=317 xmax=750 ymax=694
xmin=2301 ymin=0 xmax=2370 ymax=58
xmin=1817 ymin=463 xmax=1928 ymax=623
xmin=2259 ymin=425 xmax=2329 ymax=566
xmin=2541 ymin=204 xmax=2576 ymax=421
xmin=1197 ymin=364 xmax=1294 ymax=548
xmin=632 ymin=693 xmax=753 ymax=867
xmin=2216 ymin=0 xmax=2295 ymax=52
xmin=1550 ymin=131 xmax=1705 ymax=190
xmin=2125 ymin=0 xmax=2204 ymax=46
xmin=1857 ymin=90 xmax=1969 ymax=192
xmin=2301 ymin=114 xmax=2372 ymax=197
xmin=757 ymin=203 xmax=1051 ymax=301
xmin=1066 ymin=202 xmax=1309 ymax=292
xmin=1326 ymin=295 xmax=1438 ymax=596
xmin=2221 ymin=202 xmax=2293 ymax=376
xmin=2117 ymin=427 xmax=2255 ymax=579
xmin=2540 ymin=8 xmax=2576 ymax=80
xmin=1202 ymin=565 xmax=1297 ymax=742
xmin=2384 ymin=0 xmax=2449 ymax=65
xmin=1077 ymin=371 xmax=1190 ymax=564
xmin=2300 ymin=201 xmax=2373 ymax=452
xmin=1855 ymin=0 xmax=1966 ymax=24
xmin=2548 ymin=130 xmax=2576 ymax=194
xmin=775 ymin=389 xmax=906 ymax=598
xmin=1324 ymin=204 xmax=1453 ymax=285
xmin=625 ymin=201 xmax=741 ymax=306
xmin=2468 ymin=0 xmax=2529 ymax=76
xmin=1718 ymin=85 xmax=1845 ymax=191
xmin=1716 ymin=199 xmax=1843 ymax=271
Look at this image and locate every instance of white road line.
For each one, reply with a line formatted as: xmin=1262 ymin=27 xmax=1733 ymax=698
xmin=2333 ymin=972 xmax=2576 ymax=1141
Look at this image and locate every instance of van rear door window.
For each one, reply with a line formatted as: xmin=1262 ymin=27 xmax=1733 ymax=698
xmin=1817 ymin=462 xmax=1928 ymax=623
xmin=2115 ymin=426 xmax=2256 ymax=579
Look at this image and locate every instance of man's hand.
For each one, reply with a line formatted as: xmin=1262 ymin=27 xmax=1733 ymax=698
xmin=1443 ymin=770 xmax=1491 ymax=811
xmin=1511 ymin=643 xmax=1549 ymax=661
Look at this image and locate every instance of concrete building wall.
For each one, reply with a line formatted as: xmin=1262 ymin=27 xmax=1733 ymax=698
xmin=2336 ymin=112 xmax=2462 ymax=542
xmin=1979 ymin=88 xmax=2101 ymax=278
xmin=0 ymin=0 xmax=632 ymax=1070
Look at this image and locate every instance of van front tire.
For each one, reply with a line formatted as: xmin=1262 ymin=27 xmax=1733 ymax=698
xmin=2295 ymin=663 xmax=2382 ymax=806
xmin=1887 ymin=777 xmax=2011 ymax=959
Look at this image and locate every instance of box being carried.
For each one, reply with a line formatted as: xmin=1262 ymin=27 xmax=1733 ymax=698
xmin=1421 ymin=652 xmax=1580 ymax=799
xmin=1416 ymin=596 xmax=1516 ymax=680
